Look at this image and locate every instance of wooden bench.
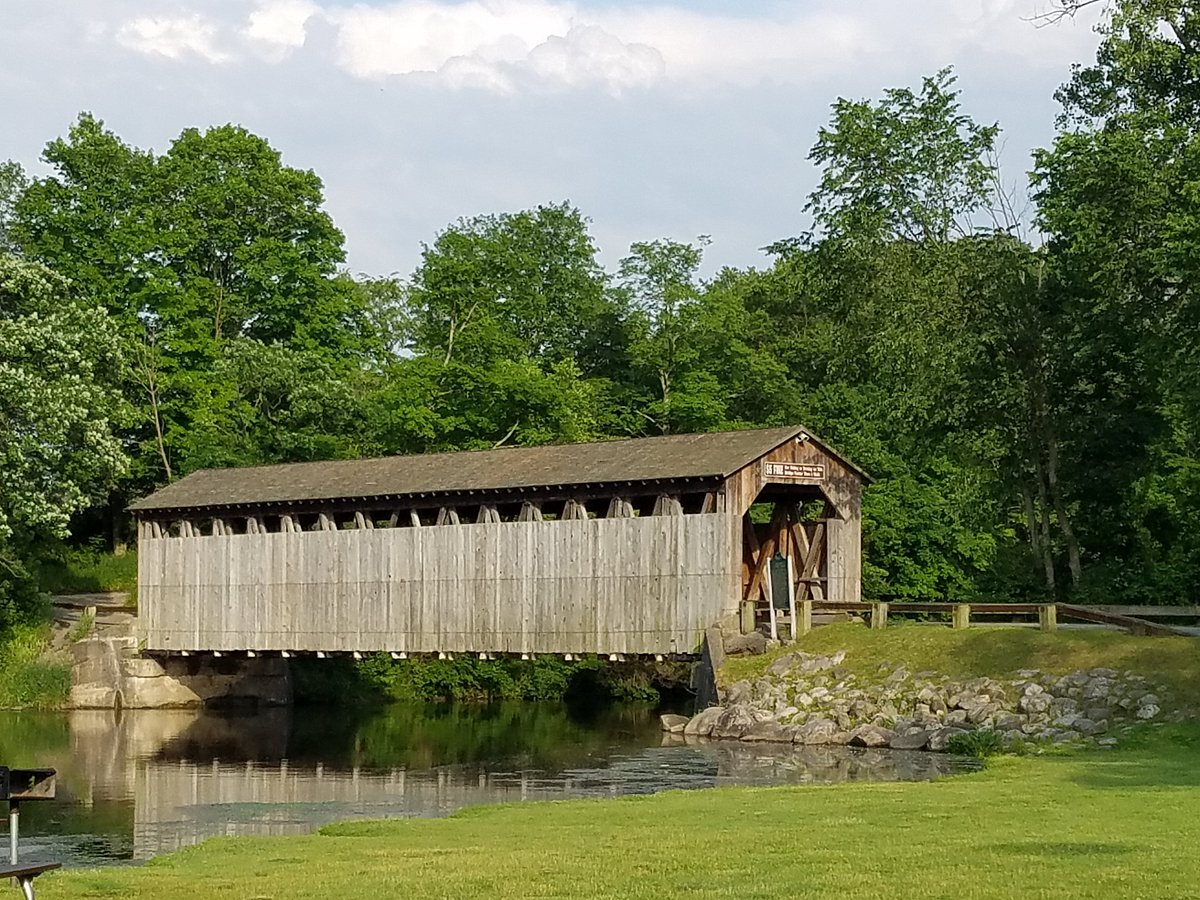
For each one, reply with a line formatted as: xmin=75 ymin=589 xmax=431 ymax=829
xmin=0 ymin=862 xmax=60 ymax=900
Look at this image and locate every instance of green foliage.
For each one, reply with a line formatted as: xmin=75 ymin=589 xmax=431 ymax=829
xmin=36 ymin=547 xmax=137 ymax=595
xmin=0 ymin=254 xmax=128 ymax=628
xmin=808 ymin=68 xmax=999 ymax=244
xmin=292 ymin=654 xmax=690 ymax=705
xmin=0 ymin=624 xmax=70 ymax=709
xmin=946 ymin=728 xmax=1005 ymax=759
xmin=10 ymin=41 xmax=1200 ymax=611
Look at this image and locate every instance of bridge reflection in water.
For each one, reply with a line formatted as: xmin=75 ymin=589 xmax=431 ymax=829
xmin=52 ymin=706 xmax=975 ymax=863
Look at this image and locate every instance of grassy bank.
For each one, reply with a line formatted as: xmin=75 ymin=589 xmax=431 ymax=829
xmin=36 ymin=547 xmax=137 ymax=598
xmin=724 ymin=623 xmax=1200 ymax=695
xmin=41 ymin=723 xmax=1200 ymax=899
xmin=0 ymin=624 xmax=71 ymax=709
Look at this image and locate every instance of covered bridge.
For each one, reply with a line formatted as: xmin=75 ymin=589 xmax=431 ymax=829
xmin=130 ymin=426 xmax=867 ymax=657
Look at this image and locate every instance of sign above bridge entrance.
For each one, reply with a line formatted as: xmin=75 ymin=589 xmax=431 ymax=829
xmin=764 ymin=461 xmax=825 ymax=481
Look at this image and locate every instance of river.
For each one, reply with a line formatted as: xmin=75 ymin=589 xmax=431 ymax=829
xmin=0 ymin=703 xmax=978 ymax=867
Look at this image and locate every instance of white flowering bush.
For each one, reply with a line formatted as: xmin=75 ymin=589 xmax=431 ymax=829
xmin=0 ymin=255 xmax=128 ymax=623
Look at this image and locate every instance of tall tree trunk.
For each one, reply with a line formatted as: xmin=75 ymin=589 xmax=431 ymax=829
xmin=1020 ymin=482 xmax=1049 ymax=585
xmin=1045 ymin=430 xmax=1082 ymax=586
xmin=1033 ymin=455 xmax=1057 ymax=594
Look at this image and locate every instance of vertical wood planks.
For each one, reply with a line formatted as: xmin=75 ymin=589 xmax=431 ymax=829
xmin=141 ymin=515 xmax=737 ymax=656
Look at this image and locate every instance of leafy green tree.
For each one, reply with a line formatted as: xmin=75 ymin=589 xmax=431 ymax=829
xmin=13 ymin=114 xmax=373 ymax=491
xmin=408 ymin=203 xmax=616 ymax=372
xmin=807 ymin=68 xmax=1000 ymax=244
xmin=0 ymin=255 xmax=127 ymax=623
xmin=1032 ymin=0 xmax=1200 ymax=600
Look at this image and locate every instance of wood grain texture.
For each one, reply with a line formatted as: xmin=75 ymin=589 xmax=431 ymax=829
xmin=141 ymin=515 xmax=735 ymax=655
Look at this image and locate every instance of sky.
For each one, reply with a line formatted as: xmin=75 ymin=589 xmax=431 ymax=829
xmin=2 ymin=0 xmax=1106 ymax=278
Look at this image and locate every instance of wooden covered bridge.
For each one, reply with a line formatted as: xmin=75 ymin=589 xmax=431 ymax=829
xmin=131 ymin=426 xmax=867 ymax=657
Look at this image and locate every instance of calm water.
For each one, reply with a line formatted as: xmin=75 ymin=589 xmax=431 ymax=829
xmin=0 ymin=703 xmax=977 ymax=867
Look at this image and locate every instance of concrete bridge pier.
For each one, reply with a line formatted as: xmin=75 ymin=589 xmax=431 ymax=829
xmin=70 ymin=637 xmax=291 ymax=710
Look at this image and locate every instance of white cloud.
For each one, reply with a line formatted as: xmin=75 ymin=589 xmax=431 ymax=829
xmin=244 ymin=0 xmax=320 ymax=58
xmin=110 ymin=1 xmax=1106 ymax=96
xmin=525 ymin=26 xmax=663 ymax=93
xmin=332 ymin=0 xmax=571 ymax=78
xmin=115 ymin=14 xmax=229 ymax=63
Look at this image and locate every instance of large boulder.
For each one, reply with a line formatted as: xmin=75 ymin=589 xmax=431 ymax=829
xmin=724 ymin=632 xmax=769 ymax=656
xmin=792 ymin=717 xmax=839 ymax=745
xmin=742 ymin=722 xmax=792 ymax=743
xmin=849 ymin=724 xmax=896 ymax=748
xmin=928 ymin=726 xmax=970 ymax=752
xmin=889 ymin=729 xmax=933 ymax=751
xmin=659 ymin=714 xmax=689 ymax=733
xmin=683 ymin=705 xmax=725 ymax=737
xmin=711 ymin=704 xmax=759 ymax=740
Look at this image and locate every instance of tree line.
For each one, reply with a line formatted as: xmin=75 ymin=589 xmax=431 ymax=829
xmin=1 ymin=0 xmax=1198 ymax=626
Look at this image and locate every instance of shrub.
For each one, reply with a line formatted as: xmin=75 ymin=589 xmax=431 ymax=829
xmin=946 ymin=729 xmax=1005 ymax=759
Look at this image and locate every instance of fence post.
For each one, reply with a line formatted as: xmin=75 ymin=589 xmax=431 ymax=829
xmin=739 ymin=601 xmax=756 ymax=635
xmin=798 ymin=600 xmax=813 ymax=636
xmin=1039 ymin=604 xmax=1058 ymax=633
xmin=953 ymin=604 xmax=971 ymax=630
xmin=871 ymin=602 xmax=889 ymax=630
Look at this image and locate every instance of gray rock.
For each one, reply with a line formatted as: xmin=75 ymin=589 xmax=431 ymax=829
xmin=890 ymin=729 xmax=933 ymax=751
xmin=849 ymin=724 xmax=896 ymax=748
xmin=1019 ymin=693 xmax=1052 ymax=715
xmin=967 ymin=703 xmax=998 ymax=725
xmin=797 ymin=652 xmax=845 ymax=675
xmin=684 ymin=705 xmax=725 ymax=736
xmin=766 ymin=653 xmax=801 ymax=677
xmin=725 ymin=680 xmax=753 ymax=706
xmin=659 ymin=714 xmax=689 ymax=733
xmin=994 ymin=713 xmax=1024 ymax=731
xmin=928 ymin=726 xmax=969 ymax=752
xmin=793 ymin=717 xmax=839 ymax=745
xmin=1136 ymin=703 xmax=1160 ymax=720
xmin=741 ymin=721 xmax=792 ymax=743
xmin=711 ymin=704 xmax=759 ymax=739
xmin=724 ymin=631 xmax=769 ymax=656
xmin=945 ymin=710 xmax=970 ymax=726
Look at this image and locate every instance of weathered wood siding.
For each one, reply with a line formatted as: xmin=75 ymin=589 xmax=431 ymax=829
xmin=140 ymin=515 xmax=735 ymax=655
xmin=722 ymin=436 xmax=862 ymax=603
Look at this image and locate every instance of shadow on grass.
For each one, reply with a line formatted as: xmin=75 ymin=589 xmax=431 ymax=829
xmin=988 ymin=842 xmax=1135 ymax=858
xmin=1070 ymin=758 xmax=1200 ymax=790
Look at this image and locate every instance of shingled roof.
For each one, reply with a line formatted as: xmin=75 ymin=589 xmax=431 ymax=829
xmin=130 ymin=425 xmax=866 ymax=514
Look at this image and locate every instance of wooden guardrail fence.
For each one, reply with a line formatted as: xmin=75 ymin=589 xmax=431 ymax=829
xmin=788 ymin=601 xmax=1197 ymax=638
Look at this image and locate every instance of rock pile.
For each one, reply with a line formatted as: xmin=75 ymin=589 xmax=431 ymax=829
xmin=663 ymin=650 xmax=1183 ymax=752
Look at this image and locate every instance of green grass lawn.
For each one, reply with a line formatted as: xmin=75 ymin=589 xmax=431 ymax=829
xmin=724 ymin=622 xmax=1200 ymax=695
xmin=39 ymin=724 xmax=1200 ymax=900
